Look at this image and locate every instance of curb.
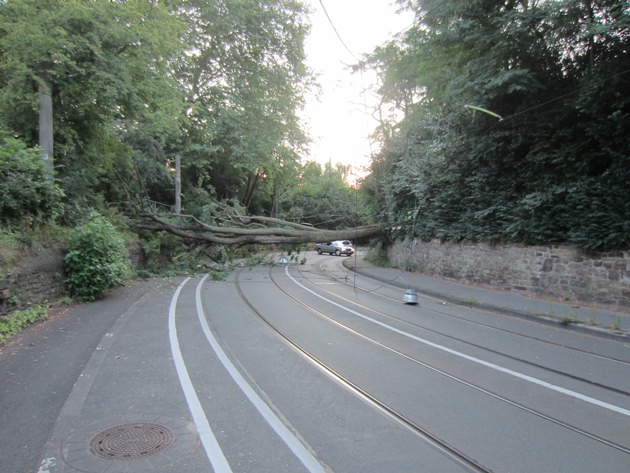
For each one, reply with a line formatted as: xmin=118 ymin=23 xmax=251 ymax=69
xmin=343 ymin=258 xmax=630 ymax=342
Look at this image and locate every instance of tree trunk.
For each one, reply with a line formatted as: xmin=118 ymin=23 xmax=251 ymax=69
xmin=243 ymin=171 xmax=260 ymax=211
xmin=138 ymin=210 xmax=389 ymax=246
xmin=175 ymin=154 xmax=181 ymax=214
xmin=38 ymin=65 xmax=54 ymax=174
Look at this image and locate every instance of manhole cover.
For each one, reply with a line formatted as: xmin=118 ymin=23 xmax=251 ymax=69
xmin=89 ymin=422 xmax=175 ymax=460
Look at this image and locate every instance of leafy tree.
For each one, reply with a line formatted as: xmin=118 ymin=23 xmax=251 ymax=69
xmin=0 ymin=130 xmax=64 ymax=227
xmin=0 ymin=0 xmax=185 ymax=213
xmin=278 ymin=161 xmax=360 ymax=229
xmin=364 ymin=0 xmax=630 ymax=250
xmin=173 ymin=0 xmax=312 ymax=214
xmin=0 ymin=0 xmax=379 ymax=253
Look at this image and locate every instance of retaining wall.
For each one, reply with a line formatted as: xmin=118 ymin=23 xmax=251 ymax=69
xmin=0 ymin=243 xmax=143 ymax=316
xmin=389 ymin=239 xmax=630 ymax=311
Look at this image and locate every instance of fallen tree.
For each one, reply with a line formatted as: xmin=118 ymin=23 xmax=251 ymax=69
xmin=137 ymin=211 xmax=388 ymax=246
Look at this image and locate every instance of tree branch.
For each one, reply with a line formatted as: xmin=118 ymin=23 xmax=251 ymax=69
xmin=137 ymin=211 xmax=387 ymax=245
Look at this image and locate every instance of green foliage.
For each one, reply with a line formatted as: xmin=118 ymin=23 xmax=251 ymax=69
xmin=208 ymin=269 xmax=227 ymax=281
xmin=174 ymin=0 xmax=312 ymax=214
xmin=365 ymin=0 xmax=630 ymax=250
xmin=0 ymin=0 xmax=185 ymax=217
xmin=0 ymin=131 xmax=64 ymax=227
xmin=0 ymin=0 xmax=313 ymax=225
xmin=137 ymin=229 xmax=213 ymax=276
xmin=0 ymin=230 xmax=23 ymax=270
xmin=0 ymin=304 xmax=48 ymax=345
xmin=64 ymin=212 xmax=130 ymax=301
xmin=364 ymin=241 xmax=395 ymax=268
xmin=278 ymin=161 xmax=361 ymax=229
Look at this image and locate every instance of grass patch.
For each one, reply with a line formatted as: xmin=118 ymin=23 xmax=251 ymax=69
xmin=208 ymin=269 xmax=227 ymax=281
xmin=0 ymin=230 xmax=22 ymax=269
xmin=561 ymin=314 xmax=580 ymax=325
xmin=364 ymin=245 xmax=395 ymax=268
xmin=0 ymin=304 xmax=49 ymax=345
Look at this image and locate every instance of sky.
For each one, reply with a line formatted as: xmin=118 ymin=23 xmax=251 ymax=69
xmin=302 ymin=0 xmax=414 ymax=176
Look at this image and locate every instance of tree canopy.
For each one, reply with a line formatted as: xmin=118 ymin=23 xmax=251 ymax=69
xmin=363 ymin=0 xmax=630 ymax=250
xmin=0 ymin=0 xmax=377 ymax=246
xmin=2 ymin=1 xmax=626 ymax=251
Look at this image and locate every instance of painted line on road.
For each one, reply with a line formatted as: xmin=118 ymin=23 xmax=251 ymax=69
xmin=195 ymin=275 xmax=326 ymax=473
xmin=285 ymin=266 xmax=630 ymax=417
xmin=169 ymin=277 xmax=233 ymax=473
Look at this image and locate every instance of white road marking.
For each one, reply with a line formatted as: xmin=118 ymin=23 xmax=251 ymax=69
xmin=195 ymin=275 xmax=326 ymax=473
xmin=169 ymin=277 xmax=233 ymax=473
xmin=37 ymin=457 xmax=55 ymax=473
xmin=285 ymin=266 xmax=630 ymax=417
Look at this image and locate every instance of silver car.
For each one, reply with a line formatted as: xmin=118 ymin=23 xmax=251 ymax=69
xmin=315 ymin=240 xmax=355 ymax=256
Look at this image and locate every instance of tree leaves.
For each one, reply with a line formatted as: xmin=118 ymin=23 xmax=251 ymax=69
xmin=0 ymin=131 xmax=64 ymax=226
xmin=367 ymin=0 xmax=630 ymax=250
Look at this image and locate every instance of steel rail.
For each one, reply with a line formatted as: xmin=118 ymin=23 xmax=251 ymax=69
xmin=256 ymin=265 xmax=630 ymax=456
xmin=306 ymin=258 xmax=630 ymax=366
xmin=233 ymin=268 xmax=495 ymax=473
xmin=295 ymin=262 xmax=630 ymax=397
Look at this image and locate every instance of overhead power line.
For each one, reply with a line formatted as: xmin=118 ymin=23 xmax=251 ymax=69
xmin=318 ymin=0 xmax=358 ymax=61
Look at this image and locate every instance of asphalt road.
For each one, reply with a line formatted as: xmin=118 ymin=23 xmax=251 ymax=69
xmin=1 ymin=254 xmax=629 ymax=472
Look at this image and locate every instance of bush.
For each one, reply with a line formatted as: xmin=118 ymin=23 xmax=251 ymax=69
xmin=64 ymin=212 xmax=130 ymax=301
xmin=0 ymin=131 xmax=64 ymax=227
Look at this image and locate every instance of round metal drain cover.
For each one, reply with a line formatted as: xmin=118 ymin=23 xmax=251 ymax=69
xmin=89 ymin=422 xmax=175 ymax=460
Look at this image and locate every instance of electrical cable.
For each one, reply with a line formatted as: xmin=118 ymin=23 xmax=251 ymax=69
xmin=499 ymin=68 xmax=630 ymax=123
xmin=318 ymin=0 xmax=359 ymax=61
xmin=316 ymin=1 xmax=372 ymax=294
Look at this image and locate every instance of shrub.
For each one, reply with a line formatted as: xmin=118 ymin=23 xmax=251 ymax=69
xmin=64 ymin=212 xmax=130 ymax=301
xmin=0 ymin=131 xmax=64 ymax=227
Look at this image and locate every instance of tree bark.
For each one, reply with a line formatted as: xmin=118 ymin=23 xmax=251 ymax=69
xmin=138 ymin=211 xmax=388 ymax=246
xmin=38 ymin=64 xmax=54 ymax=174
xmin=175 ymin=155 xmax=181 ymax=214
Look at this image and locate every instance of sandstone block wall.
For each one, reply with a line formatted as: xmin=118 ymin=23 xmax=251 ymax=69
xmin=0 ymin=243 xmax=143 ymax=316
xmin=389 ymin=239 xmax=630 ymax=311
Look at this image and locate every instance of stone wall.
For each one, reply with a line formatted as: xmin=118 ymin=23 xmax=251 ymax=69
xmin=0 ymin=243 xmax=144 ymax=316
xmin=389 ymin=239 xmax=630 ymax=311
xmin=0 ymin=248 xmax=65 ymax=316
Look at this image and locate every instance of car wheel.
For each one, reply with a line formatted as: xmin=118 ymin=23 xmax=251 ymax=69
xmin=317 ymin=248 xmax=323 ymax=254
xmin=335 ymin=249 xmax=341 ymax=256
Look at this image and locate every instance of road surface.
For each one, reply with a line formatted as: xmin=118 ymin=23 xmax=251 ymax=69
xmin=1 ymin=253 xmax=629 ymax=472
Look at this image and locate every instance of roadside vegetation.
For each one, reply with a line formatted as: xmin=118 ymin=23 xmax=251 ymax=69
xmin=362 ymin=0 xmax=629 ymax=250
xmin=0 ymin=1 xmax=628 ymax=338
xmin=63 ymin=212 xmax=131 ymax=302
xmin=0 ymin=304 xmax=48 ymax=345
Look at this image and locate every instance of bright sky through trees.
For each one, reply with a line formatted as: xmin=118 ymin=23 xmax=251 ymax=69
xmin=303 ymin=0 xmax=413 ymax=174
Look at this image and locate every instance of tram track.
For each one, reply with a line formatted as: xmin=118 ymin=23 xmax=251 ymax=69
xmin=293 ymin=263 xmax=630 ymax=397
xmin=305 ymin=259 xmax=630 ymax=369
xmin=232 ymin=268 xmax=495 ymax=473
xmin=232 ymin=265 xmax=630 ymax=461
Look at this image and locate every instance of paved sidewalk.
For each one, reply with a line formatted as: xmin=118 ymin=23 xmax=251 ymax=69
xmin=344 ymin=252 xmax=630 ymax=341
